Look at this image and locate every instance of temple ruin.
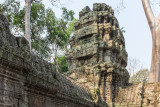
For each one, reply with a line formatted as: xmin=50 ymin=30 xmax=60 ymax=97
xmin=66 ymin=3 xmax=129 ymax=106
xmin=0 ymin=3 xmax=160 ymax=107
xmin=0 ymin=12 xmax=93 ymax=107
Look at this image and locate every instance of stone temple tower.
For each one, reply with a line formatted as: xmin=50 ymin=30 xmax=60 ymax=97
xmin=66 ymin=3 xmax=129 ymax=106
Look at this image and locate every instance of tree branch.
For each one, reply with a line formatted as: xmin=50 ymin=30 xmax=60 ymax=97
xmin=31 ymin=0 xmax=42 ymax=3
xmin=49 ymin=0 xmax=61 ymax=7
xmin=142 ymin=0 xmax=155 ymax=29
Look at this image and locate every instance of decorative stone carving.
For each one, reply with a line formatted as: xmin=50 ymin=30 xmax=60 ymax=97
xmin=2 ymin=3 xmax=160 ymax=107
xmin=66 ymin=3 xmax=129 ymax=106
xmin=0 ymin=13 xmax=94 ymax=107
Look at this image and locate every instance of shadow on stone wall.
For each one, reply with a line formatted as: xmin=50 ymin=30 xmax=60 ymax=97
xmin=0 ymin=13 xmax=94 ymax=107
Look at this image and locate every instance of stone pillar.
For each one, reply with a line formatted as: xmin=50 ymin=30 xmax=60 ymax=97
xmin=100 ymin=76 xmax=106 ymax=102
xmin=106 ymin=73 xmax=113 ymax=106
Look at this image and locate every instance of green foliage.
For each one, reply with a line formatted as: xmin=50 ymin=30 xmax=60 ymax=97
xmin=30 ymin=2 xmax=46 ymax=37
xmin=1 ymin=1 xmax=76 ymax=60
xmin=61 ymin=7 xmax=75 ymax=22
xmin=81 ymin=40 xmax=85 ymax=44
xmin=1 ymin=1 xmax=76 ymax=71
xmin=12 ymin=2 xmax=51 ymax=58
xmin=0 ymin=0 xmax=20 ymax=14
xmin=94 ymin=88 xmax=99 ymax=93
xmin=46 ymin=7 xmax=76 ymax=51
xmin=120 ymin=27 xmax=126 ymax=33
xmin=30 ymin=3 xmax=51 ymax=58
xmin=0 ymin=0 xmax=20 ymax=25
xmin=98 ymin=36 xmax=102 ymax=40
xmin=57 ymin=56 xmax=68 ymax=72
xmin=13 ymin=8 xmax=25 ymax=30
xmin=130 ymin=69 xmax=149 ymax=83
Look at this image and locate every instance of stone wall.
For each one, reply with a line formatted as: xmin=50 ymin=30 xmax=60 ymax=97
xmin=0 ymin=14 xmax=94 ymax=107
xmin=1 ymin=3 xmax=160 ymax=107
xmin=114 ymin=83 xmax=160 ymax=107
xmin=66 ymin=3 xmax=129 ymax=107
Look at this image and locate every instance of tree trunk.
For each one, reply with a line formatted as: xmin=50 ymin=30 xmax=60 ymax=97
xmin=142 ymin=0 xmax=160 ymax=82
xmin=149 ymin=26 xmax=160 ymax=82
xmin=25 ymin=0 xmax=31 ymax=52
xmin=53 ymin=45 xmax=60 ymax=72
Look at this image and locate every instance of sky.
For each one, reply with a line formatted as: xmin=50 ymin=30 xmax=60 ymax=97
xmin=41 ymin=0 xmax=153 ymax=70
xmin=1 ymin=0 xmax=160 ymax=71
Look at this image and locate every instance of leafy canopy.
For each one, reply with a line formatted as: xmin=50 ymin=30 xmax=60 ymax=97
xmin=57 ymin=56 xmax=68 ymax=72
xmin=2 ymin=0 xmax=76 ymax=61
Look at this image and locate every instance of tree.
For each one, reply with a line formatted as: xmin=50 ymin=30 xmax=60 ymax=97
xmin=127 ymin=57 xmax=143 ymax=76
xmin=114 ymin=0 xmax=125 ymax=15
xmin=57 ymin=55 xmax=68 ymax=72
xmin=0 ymin=0 xmax=20 ymax=30
xmin=46 ymin=7 xmax=75 ymax=71
xmin=49 ymin=0 xmax=60 ymax=6
xmin=142 ymin=0 xmax=160 ymax=82
xmin=130 ymin=69 xmax=149 ymax=83
xmin=13 ymin=2 xmax=51 ymax=59
xmin=1 ymin=1 xmax=76 ymax=61
xmin=25 ymin=0 xmax=32 ymax=52
xmin=25 ymin=0 xmax=61 ymax=52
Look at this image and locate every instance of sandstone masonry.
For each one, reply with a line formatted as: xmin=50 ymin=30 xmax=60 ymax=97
xmin=1 ymin=3 xmax=160 ymax=107
xmin=0 ymin=13 xmax=93 ymax=107
xmin=66 ymin=3 xmax=129 ymax=107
